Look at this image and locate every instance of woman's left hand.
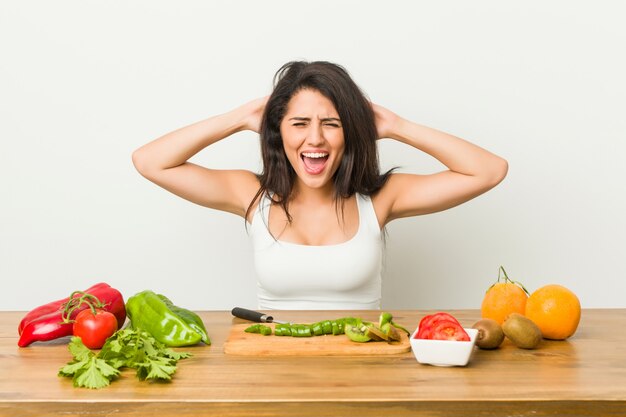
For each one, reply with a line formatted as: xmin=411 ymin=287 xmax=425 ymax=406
xmin=371 ymin=103 xmax=400 ymax=140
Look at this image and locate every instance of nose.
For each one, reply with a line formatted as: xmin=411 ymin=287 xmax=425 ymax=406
xmin=306 ymin=123 xmax=324 ymax=146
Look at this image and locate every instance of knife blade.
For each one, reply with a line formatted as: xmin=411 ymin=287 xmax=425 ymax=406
xmin=231 ymin=307 xmax=287 ymax=324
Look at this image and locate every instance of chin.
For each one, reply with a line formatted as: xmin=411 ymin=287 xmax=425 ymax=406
xmin=296 ymin=172 xmax=335 ymax=191
xmin=301 ymin=178 xmax=332 ymax=190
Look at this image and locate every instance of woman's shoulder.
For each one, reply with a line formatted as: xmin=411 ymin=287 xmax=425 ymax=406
xmin=225 ymin=170 xmax=261 ymax=221
xmin=370 ymin=172 xmax=426 ymax=226
xmin=200 ymin=169 xmax=261 ymax=220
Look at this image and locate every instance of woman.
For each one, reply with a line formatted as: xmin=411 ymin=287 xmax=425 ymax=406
xmin=132 ymin=61 xmax=508 ymax=310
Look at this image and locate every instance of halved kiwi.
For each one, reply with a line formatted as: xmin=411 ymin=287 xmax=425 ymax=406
xmin=365 ymin=323 xmax=389 ymax=341
xmin=344 ymin=323 xmax=372 ymax=343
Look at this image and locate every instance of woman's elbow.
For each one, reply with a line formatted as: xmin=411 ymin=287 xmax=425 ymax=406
xmin=131 ymin=147 xmax=153 ymax=178
xmin=488 ymin=156 xmax=508 ymax=187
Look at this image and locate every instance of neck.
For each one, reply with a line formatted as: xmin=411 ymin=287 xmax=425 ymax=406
xmin=291 ymin=181 xmax=336 ymax=204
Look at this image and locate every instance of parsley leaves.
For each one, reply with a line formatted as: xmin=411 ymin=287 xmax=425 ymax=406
xmin=59 ymin=328 xmax=191 ymax=389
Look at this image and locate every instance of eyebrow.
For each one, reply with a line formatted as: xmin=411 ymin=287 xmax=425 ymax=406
xmin=288 ymin=117 xmax=341 ymax=123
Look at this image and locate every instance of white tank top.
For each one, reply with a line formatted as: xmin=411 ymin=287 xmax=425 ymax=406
xmin=248 ymin=193 xmax=383 ymax=310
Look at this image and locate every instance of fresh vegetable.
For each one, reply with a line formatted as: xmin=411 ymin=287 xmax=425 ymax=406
xmin=415 ymin=312 xmax=470 ymax=341
xmin=254 ymin=313 xmax=407 ymax=344
xmin=274 ymin=318 xmax=356 ymax=337
xmin=58 ymin=337 xmax=120 ymax=389
xmin=158 ymin=294 xmax=211 ymax=344
xmin=502 ymin=313 xmax=542 ymax=349
xmin=18 ymin=283 xmax=126 ymax=347
xmin=245 ymin=324 xmax=272 ymax=335
xmin=416 ymin=312 xmax=461 ymax=339
xmin=430 ymin=320 xmax=471 ymax=341
xmin=73 ymin=308 xmax=118 ymax=349
xmin=18 ymin=287 xmax=86 ymax=335
xmin=472 ymin=318 xmax=504 ymax=349
xmin=59 ymin=328 xmax=191 ymax=389
xmin=125 ymin=290 xmax=210 ymax=347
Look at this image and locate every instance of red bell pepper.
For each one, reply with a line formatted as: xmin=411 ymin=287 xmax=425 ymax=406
xmin=18 ymin=283 xmax=126 ymax=347
xmin=18 ymin=282 xmax=109 ymax=334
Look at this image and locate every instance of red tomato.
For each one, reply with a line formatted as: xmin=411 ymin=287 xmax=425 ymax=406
xmin=430 ymin=320 xmax=470 ymax=341
xmin=416 ymin=312 xmax=462 ymax=339
xmin=415 ymin=312 xmax=469 ymax=341
xmin=73 ymin=309 xmax=118 ymax=349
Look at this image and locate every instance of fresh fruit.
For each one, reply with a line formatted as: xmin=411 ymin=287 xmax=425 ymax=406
xmin=472 ymin=319 xmax=504 ymax=349
xmin=525 ymin=284 xmax=581 ymax=340
xmin=365 ymin=324 xmax=389 ymax=341
xmin=73 ymin=308 xmax=118 ymax=349
xmin=381 ymin=322 xmax=402 ymax=342
xmin=481 ymin=266 xmax=529 ymax=324
xmin=502 ymin=313 xmax=542 ymax=349
xmin=345 ymin=323 xmax=372 ymax=343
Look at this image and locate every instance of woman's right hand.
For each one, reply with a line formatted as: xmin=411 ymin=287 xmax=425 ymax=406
xmin=240 ymin=96 xmax=269 ymax=133
xmin=371 ymin=102 xmax=400 ymax=140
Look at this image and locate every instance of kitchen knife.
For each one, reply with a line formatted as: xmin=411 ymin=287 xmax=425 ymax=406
xmin=231 ymin=307 xmax=287 ymax=324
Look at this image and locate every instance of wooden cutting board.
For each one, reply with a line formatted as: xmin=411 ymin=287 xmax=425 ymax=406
xmin=223 ymin=323 xmax=411 ymax=356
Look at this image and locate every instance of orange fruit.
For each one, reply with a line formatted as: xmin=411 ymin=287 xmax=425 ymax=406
xmin=481 ymin=266 xmax=529 ymax=325
xmin=525 ymin=284 xmax=581 ymax=340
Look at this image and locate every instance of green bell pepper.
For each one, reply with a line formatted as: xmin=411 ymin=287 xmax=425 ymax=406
xmin=158 ymin=294 xmax=210 ymax=344
xmin=245 ymin=323 xmax=272 ymax=335
xmin=126 ymin=290 xmax=210 ymax=346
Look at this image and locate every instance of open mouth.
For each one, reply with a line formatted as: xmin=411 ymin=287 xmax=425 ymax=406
xmin=301 ymin=152 xmax=329 ymax=175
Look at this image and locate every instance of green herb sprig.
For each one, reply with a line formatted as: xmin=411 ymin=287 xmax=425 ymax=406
xmin=59 ymin=328 xmax=191 ymax=389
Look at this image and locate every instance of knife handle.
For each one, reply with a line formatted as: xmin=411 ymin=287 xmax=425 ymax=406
xmin=231 ymin=307 xmax=274 ymax=323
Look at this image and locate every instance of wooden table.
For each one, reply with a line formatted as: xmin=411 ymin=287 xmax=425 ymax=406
xmin=1 ymin=309 xmax=625 ymax=416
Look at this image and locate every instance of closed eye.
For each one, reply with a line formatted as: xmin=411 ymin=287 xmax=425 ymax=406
xmin=321 ymin=117 xmax=341 ymax=128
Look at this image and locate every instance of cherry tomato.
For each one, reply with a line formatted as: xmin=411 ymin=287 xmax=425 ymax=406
xmin=73 ymin=309 xmax=118 ymax=349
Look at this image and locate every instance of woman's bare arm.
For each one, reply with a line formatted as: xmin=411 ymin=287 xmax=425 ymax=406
xmin=132 ymin=97 xmax=267 ymax=217
xmin=372 ymin=104 xmax=508 ymax=226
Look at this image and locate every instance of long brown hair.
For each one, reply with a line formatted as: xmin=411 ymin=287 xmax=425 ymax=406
xmin=246 ymin=61 xmax=393 ymax=222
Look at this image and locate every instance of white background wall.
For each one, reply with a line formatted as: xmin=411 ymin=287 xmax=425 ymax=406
xmin=2 ymin=1 xmax=625 ymax=311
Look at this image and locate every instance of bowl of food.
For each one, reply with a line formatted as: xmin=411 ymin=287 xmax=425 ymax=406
xmin=410 ymin=312 xmax=478 ymax=367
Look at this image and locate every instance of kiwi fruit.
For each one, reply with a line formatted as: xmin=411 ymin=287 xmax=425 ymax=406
xmin=365 ymin=324 xmax=388 ymax=341
xmin=472 ymin=318 xmax=505 ymax=349
xmin=502 ymin=313 xmax=542 ymax=349
xmin=382 ymin=323 xmax=402 ymax=342
xmin=345 ymin=323 xmax=372 ymax=343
